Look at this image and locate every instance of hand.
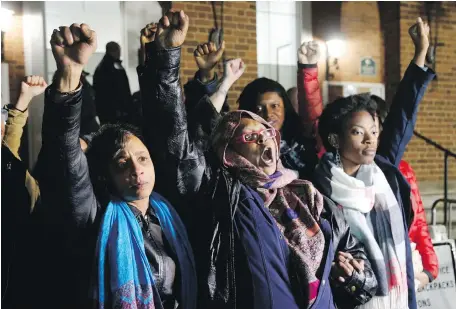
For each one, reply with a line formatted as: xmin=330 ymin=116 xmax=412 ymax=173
xmin=156 ymin=10 xmax=189 ymax=50
xmin=412 ymin=245 xmax=424 ymax=276
xmin=50 ymin=23 xmax=97 ymax=92
xmin=223 ymin=58 xmax=246 ymax=86
xmin=194 ymin=41 xmax=226 ymax=81
xmin=15 ymin=76 xmax=48 ymax=111
xmin=416 ymin=271 xmax=430 ymax=289
xmin=140 ymin=23 xmax=158 ymax=48
xmin=298 ymin=41 xmax=320 ymax=65
xmin=21 ymin=76 xmax=48 ymax=98
xmin=139 ymin=23 xmax=157 ymax=66
xmin=331 ymin=252 xmax=364 ymax=283
xmin=409 ymin=17 xmax=430 ymax=55
xmin=50 ymin=23 xmax=97 ymax=72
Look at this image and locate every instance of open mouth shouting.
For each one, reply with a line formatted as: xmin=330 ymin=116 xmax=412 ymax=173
xmin=261 ymin=146 xmax=275 ymax=165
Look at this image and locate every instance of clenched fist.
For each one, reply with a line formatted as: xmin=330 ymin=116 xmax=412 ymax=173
xmin=50 ymin=23 xmax=97 ymax=71
xmin=194 ymin=41 xmax=225 ymax=72
xmin=409 ymin=17 xmax=430 ymax=54
xmin=15 ymin=75 xmax=48 ymax=111
xmin=141 ymin=23 xmax=158 ymax=48
xmin=409 ymin=17 xmax=430 ymax=68
xmin=50 ymin=23 xmax=97 ymax=92
xmin=224 ymin=58 xmax=245 ymax=85
xmin=21 ymin=76 xmax=48 ymax=98
xmin=139 ymin=22 xmax=158 ymax=65
xmin=156 ymin=10 xmax=189 ymax=50
xmin=298 ymin=41 xmax=320 ymax=65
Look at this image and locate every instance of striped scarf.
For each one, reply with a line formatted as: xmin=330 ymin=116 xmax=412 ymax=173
xmin=315 ymin=153 xmax=408 ymax=309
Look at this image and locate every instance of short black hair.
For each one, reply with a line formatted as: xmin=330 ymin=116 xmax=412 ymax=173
xmin=318 ymin=93 xmax=377 ymax=152
xmin=106 ymin=41 xmax=120 ymax=53
xmin=85 ymin=123 xmax=144 ymax=201
xmin=237 ymin=77 xmax=302 ymax=145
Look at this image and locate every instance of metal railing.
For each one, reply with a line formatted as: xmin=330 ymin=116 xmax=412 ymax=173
xmin=414 ymin=130 xmax=456 ymax=238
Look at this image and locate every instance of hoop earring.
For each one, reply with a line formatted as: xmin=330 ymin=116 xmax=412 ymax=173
xmin=335 ymin=148 xmax=342 ymax=168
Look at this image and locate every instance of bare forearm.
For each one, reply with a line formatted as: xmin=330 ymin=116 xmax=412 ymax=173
xmin=55 ymin=67 xmax=82 ymax=93
xmin=209 ymin=78 xmax=231 ymax=113
xmin=15 ymin=93 xmax=33 ymax=112
xmin=199 ymin=69 xmax=216 ymax=83
xmin=413 ymin=49 xmax=427 ymax=68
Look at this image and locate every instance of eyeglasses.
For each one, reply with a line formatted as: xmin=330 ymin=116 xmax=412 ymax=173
xmin=234 ymin=128 xmax=276 ymax=144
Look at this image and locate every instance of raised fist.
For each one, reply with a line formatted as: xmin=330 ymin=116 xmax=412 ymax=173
xmin=21 ymin=76 xmax=48 ymax=98
xmin=194 ymin=41 xmax=225 ymax=72
xmin=298 ymin=41 xmax=320 ymax=65
xmin=156 ymin=10 xmax=189 ymax=50
xmin=408 ymin=17 xmax=430 ymax=54
xmin=141 ymin=23 xmax=158 ymax=49
xmin=224 ymin=58 xmax=245 ymax=85
xmin=50 ymin=23 xmax=97 ymax=71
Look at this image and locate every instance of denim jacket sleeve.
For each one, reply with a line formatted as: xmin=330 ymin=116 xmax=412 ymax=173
xmin=377 ymin=62 xmax=435 ymax=167
xmin=138 ymin=43 xmax=208 ymax=198
xmin=35 ymin=85 xmax=100 ymax=229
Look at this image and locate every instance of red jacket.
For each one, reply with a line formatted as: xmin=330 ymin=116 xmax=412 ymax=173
xmin=399 ymin=160 xmax=439 ymax=280
xmin=297 ymin=64 xmax=325 ymax=158
xmin=298 ymin=65 xmax=439 ymax=281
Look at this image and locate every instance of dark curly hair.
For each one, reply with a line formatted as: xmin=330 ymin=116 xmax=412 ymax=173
xmin=371 ymin=94 xmax=389 ymax=128
xmin=318 ymin=93 xmax=378 ymax=153
xmin=237 ymin=77 xmax=303 ymax=145
xmin=85 ymin=123 xmax=145 ymax=203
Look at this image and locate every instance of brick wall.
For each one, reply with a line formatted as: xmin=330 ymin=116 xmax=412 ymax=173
xmin=312 ymin=1 xmax=456 ymax=181
xmin=399 ymin=2 xmax=456 ymax=181
xmin=172 ymin=1 xmax=258 ymax=110
xmin=2 ymin=1 xmax=25 ymax=106
xmin=312 ymin=2 xmax=384 ymax=84
xmin=338 ymin=2 xmax=385 ymax=83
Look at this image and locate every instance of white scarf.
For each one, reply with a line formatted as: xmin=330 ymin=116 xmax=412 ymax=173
xmin=315 ymin=153 xmax=408 ymax=309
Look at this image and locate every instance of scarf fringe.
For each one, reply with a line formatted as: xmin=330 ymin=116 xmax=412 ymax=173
xmin=357 ymin=286 xmax=408 ymax=309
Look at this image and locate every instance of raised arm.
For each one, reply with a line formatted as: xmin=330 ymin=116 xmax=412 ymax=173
xmin=35 ymin=23 xmax=99 ymax=228
xmin=377 ymin=17 xmax=436 ymax=166
xmin=138 ymin=10 xmax=208 ymax=197
xmin=184 ymin=41 xmax=225 ymax=111
xmin=297 ymin=41 xmax=325 ymax=155
xmin=209 ymin=58 xmax=245 ymax=113
xmin=185 ymin=41 xmax=225 ymax=143
xmin=3 ymin=76 xmax=47 ymax=213
xmin=3 ymin=76 xmax=47 ymax=157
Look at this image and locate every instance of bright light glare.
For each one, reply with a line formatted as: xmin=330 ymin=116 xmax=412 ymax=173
xmin=326 ymin=39 xmax=346 ymax=58
xmin=0 ymin=8 xmax=15 ymax=32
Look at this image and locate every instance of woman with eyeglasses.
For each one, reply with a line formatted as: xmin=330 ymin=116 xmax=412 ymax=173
xmin=140 ymin=11 xmax=377 ymax=309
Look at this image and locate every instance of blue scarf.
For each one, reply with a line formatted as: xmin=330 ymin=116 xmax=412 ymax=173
xmin=91 ymin=192 xmax=196 ymax=309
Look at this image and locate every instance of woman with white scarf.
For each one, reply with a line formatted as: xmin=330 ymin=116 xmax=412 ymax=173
xmin=314 ymin=17 xmax=435 ymax=309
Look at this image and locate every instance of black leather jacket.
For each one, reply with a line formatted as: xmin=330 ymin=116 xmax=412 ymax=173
xmin=139 ymin=44 xmax=377 ymax=309
xmin=35 ymin=82 xmax=181 ymax=308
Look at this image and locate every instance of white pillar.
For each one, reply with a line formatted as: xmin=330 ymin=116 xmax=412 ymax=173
xmin=22 ymin=1 xmax=47 ymax=169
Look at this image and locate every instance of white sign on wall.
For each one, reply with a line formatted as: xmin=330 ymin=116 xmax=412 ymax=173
xmin=416 ymin=242 xmax=456 ymax=309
